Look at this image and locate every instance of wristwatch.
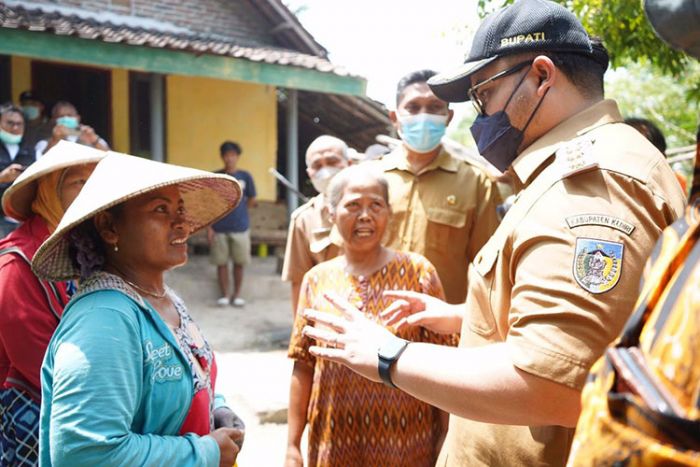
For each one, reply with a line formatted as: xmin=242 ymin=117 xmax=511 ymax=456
xmin=377 ymin=336 xmax=409 ymax=388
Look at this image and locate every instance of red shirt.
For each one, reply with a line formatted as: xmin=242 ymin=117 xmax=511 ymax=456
xmin=0 ymin=215 xmax=69 ymax=400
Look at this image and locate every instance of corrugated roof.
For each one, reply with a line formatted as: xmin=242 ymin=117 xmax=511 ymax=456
xmin=0 ymin=1 xmax=355 ymax=77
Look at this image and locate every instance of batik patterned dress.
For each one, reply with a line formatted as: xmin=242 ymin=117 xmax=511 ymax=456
xmin=289 ymin=250 xmax=457 ymax=467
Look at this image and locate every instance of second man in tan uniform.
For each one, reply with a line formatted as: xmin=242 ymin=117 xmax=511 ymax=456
xmin=379 ymin=70 xmax=501 ymax=304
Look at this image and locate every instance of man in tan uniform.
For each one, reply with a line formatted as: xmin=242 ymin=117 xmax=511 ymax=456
xmin=380 ymin=70 xmax=500 ymax=304
xmin=281 ymin=135 xmax=348 ymax=314
xmin=298 ymin=1 xmax=686 ymax=466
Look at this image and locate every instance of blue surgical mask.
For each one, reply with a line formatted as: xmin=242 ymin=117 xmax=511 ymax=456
xmin=397 ymin=113 xmax=447 ymax=154
xmin=21 ymin=105 xmax=40 ymax=121
xmin=469 ymin=67 xmax=547 ymax=172
xmin=0 ymin=128 xmax=22 ymax=145
xmin=56 ymin=116 xmax=79 ymax=130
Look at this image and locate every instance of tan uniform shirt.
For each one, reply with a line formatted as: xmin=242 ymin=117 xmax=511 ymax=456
xmin=438 ymin=100 xmax=686 ymax=466
xmin=281 ymin=195 xmax=341 ymax=285
xmin=378 ymin=147 xmax=501 ymax=304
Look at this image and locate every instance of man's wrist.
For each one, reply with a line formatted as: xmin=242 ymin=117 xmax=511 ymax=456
xmin=377 ymin=335 xmax=409 ymax=388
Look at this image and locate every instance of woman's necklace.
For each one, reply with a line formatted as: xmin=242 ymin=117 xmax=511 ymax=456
xmin=122 ymin=277 xmax=167 ymax=299
xmin=110 ymin=266 xmax=168 ymax=299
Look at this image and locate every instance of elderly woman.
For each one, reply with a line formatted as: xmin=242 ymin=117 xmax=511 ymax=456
xmin=285 ymin=165 xmax=456 ymax=467
xmin=0 ymin=141 xmax=104 ymax=466
xmin=31 ymin=153 xmax=244 ymax=467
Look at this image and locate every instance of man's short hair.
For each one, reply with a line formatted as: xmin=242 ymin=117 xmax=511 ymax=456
xmin=625 ymin=117 xmax=667 ymax=155
xmin=396 ymin=69 xmax=438 ymax=105
xmin=51 ymin=101 xmax=77 ymax=118
xmin=220 ymin=141 xmax=242 ymax=156
xmin=0 ymin=103 xmax=23 ymax=118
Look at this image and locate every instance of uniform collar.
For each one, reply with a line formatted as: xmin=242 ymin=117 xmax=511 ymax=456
xmin=511 ymin=99 xmax=623 ymax=186
xmin=382 ymin=145 xmax=458 ymax=174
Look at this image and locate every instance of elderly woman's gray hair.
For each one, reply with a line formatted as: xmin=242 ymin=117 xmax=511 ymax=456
xmin=326 ymin=165 xmax=390 ymax=213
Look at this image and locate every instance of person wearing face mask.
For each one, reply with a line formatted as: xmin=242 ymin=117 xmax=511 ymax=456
xmin=0 ymin=104 xmax=37 ymax=238
xmin=376 ymin=70 xmax=500 ymax=304
xmin=35 ymin=101 xmax=110 ymax=156
xmin=208 ymin=141 xmax=257 ymax=307
xmin=294 ymin=1 xmax=686 ymax=466
xmin=281 ymin=135 xmax=349 ymax=315
xmin=18 ymin=91 xmax=52 ymax=150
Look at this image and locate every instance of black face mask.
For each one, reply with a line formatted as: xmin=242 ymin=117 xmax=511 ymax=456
xmin=470 ymin=67 xmax=548 ymax=172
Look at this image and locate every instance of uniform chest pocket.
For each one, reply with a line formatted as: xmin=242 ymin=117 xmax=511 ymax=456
xmin=468 ymin=246 xmax=499 ymax=337
xmin=426 ymin=207 xmax=467 ymax=254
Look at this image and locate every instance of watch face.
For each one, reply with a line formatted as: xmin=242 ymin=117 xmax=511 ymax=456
xmin=379 ymin=337 xmax=407 ymax=359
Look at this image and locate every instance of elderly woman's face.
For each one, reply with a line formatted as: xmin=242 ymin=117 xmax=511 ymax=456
xmin=108 ymin=185 xmax=191 ymax=273
xmin=333 ymin=178 xmax=389 ymax=252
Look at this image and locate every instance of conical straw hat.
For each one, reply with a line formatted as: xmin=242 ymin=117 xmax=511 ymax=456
xmin=1 ymin=140 xmax=107 ymax=221
xmin=32 ymin=152 xmax=241 ymax=281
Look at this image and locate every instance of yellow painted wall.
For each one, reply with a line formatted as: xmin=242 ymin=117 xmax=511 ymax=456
xmin=110 ymin=69 xmax=129 ymax=153
xmin=166 ymin=75 xmax=277 ymax=201
xmin=10 ymin=56 xmax=31 ymax=103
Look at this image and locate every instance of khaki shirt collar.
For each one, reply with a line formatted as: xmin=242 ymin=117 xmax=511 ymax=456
xmin=382 ymin=145 xmax=459 ymax=174
xmin=511 ymin=99 xmax=623 ymax=186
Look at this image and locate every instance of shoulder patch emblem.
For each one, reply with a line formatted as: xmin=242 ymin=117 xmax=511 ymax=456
xmin=573 ymin=238 xmax=624 ymax=294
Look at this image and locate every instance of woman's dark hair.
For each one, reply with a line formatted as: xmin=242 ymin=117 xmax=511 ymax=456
xmin=67 ymin=206 xmax=123 ymax=279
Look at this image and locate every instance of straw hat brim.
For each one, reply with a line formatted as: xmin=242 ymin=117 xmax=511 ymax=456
xmin=32 ymin=153 xmax=242 ymax=281
xmin=1 ymin=140 xmax=107 ymax=221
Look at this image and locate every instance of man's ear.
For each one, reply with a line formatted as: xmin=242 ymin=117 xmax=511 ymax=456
xmin=93 ymin=211 xmax=119 ymax=246
xmin=532 ymin=55 xmax=556 ymax=97
xmin=389 ymin=110 xmax=400 ymax=132
xmin=446 ymin=108 xmax=455 ymax=125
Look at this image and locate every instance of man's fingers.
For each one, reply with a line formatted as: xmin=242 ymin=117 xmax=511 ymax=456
xmin=308 ymin=345 xmax=346 ymax=361
xmin=379 ymin=299 xmax=408 ymax=319
xmin=303 ymin=309 xmax=347 ymax=332
xmin=302 ymin=325 xmax=343 ymax=348
xmin=323 ymin=292 xmax=362 ymax=319
xmin=383 ymin=289 xmax=426 ymax=302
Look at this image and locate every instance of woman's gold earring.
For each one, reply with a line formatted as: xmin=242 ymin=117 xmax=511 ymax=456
xmin=114 ymin=243 xmax=119 ymax=252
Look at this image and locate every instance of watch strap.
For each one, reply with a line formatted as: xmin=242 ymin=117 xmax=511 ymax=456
xmin=378 ymin=338 xmax=409 ymax=388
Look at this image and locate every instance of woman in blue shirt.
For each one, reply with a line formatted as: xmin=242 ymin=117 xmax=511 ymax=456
xmin=32 ymin=152 xmax=244 ymax=467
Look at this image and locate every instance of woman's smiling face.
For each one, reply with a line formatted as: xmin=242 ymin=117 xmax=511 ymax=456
xmin=332 ymin=177 xmax=390 ymax=254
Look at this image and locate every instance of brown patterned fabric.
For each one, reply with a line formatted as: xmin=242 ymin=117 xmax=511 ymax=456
xmin=289 ymin=251 xmax=457 ymax=467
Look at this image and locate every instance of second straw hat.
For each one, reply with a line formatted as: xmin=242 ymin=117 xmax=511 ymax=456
xmin=1 ymin=140 xmax=107 ymax=221
xmin=32 ymin=152 xmax=242 ymax=281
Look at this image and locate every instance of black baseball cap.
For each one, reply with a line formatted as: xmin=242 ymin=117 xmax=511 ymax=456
xmin=644 ymin=0 xmax=700 ymax=60
xmin=19 ymin=90 xmax=41 ymax=103
xmin=428 ymin=0 xmax=595 ymax=103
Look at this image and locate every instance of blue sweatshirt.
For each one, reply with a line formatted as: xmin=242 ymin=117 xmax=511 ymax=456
xmin=40 ymin=283 xmax=220 ymax=467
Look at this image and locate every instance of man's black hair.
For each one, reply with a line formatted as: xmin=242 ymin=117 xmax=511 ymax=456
xmin=625 ymin=117 xmax=667 ymax=155
xmin=220 ymin=141 xmax=242 ymax=156
xmin=396 ymin=70 xmax=438 ymax=105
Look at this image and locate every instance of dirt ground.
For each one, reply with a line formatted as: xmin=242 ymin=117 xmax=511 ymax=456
xmin=166 ymin=253 xmax=304 ymax=466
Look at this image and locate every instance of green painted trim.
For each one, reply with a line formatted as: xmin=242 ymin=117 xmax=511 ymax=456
xmin=0 ymin=28 xmax=366 ymax=96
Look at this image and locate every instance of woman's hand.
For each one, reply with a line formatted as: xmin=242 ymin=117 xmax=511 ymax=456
xmin=213 ymin=407 xmax=245 ymax=448
xmin=208 ymin=427 xmax=243 ymax=467
xmin=284 ymin=445 xmax=304 ymax=467
xmin=380 ymin=290 xmax=463 ymax=335
xmin=302 ymin=292 xmax=395 ymax=383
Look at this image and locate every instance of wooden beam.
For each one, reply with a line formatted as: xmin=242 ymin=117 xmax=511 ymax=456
xmin=0 ymin=28 xmax=365 ymax=96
